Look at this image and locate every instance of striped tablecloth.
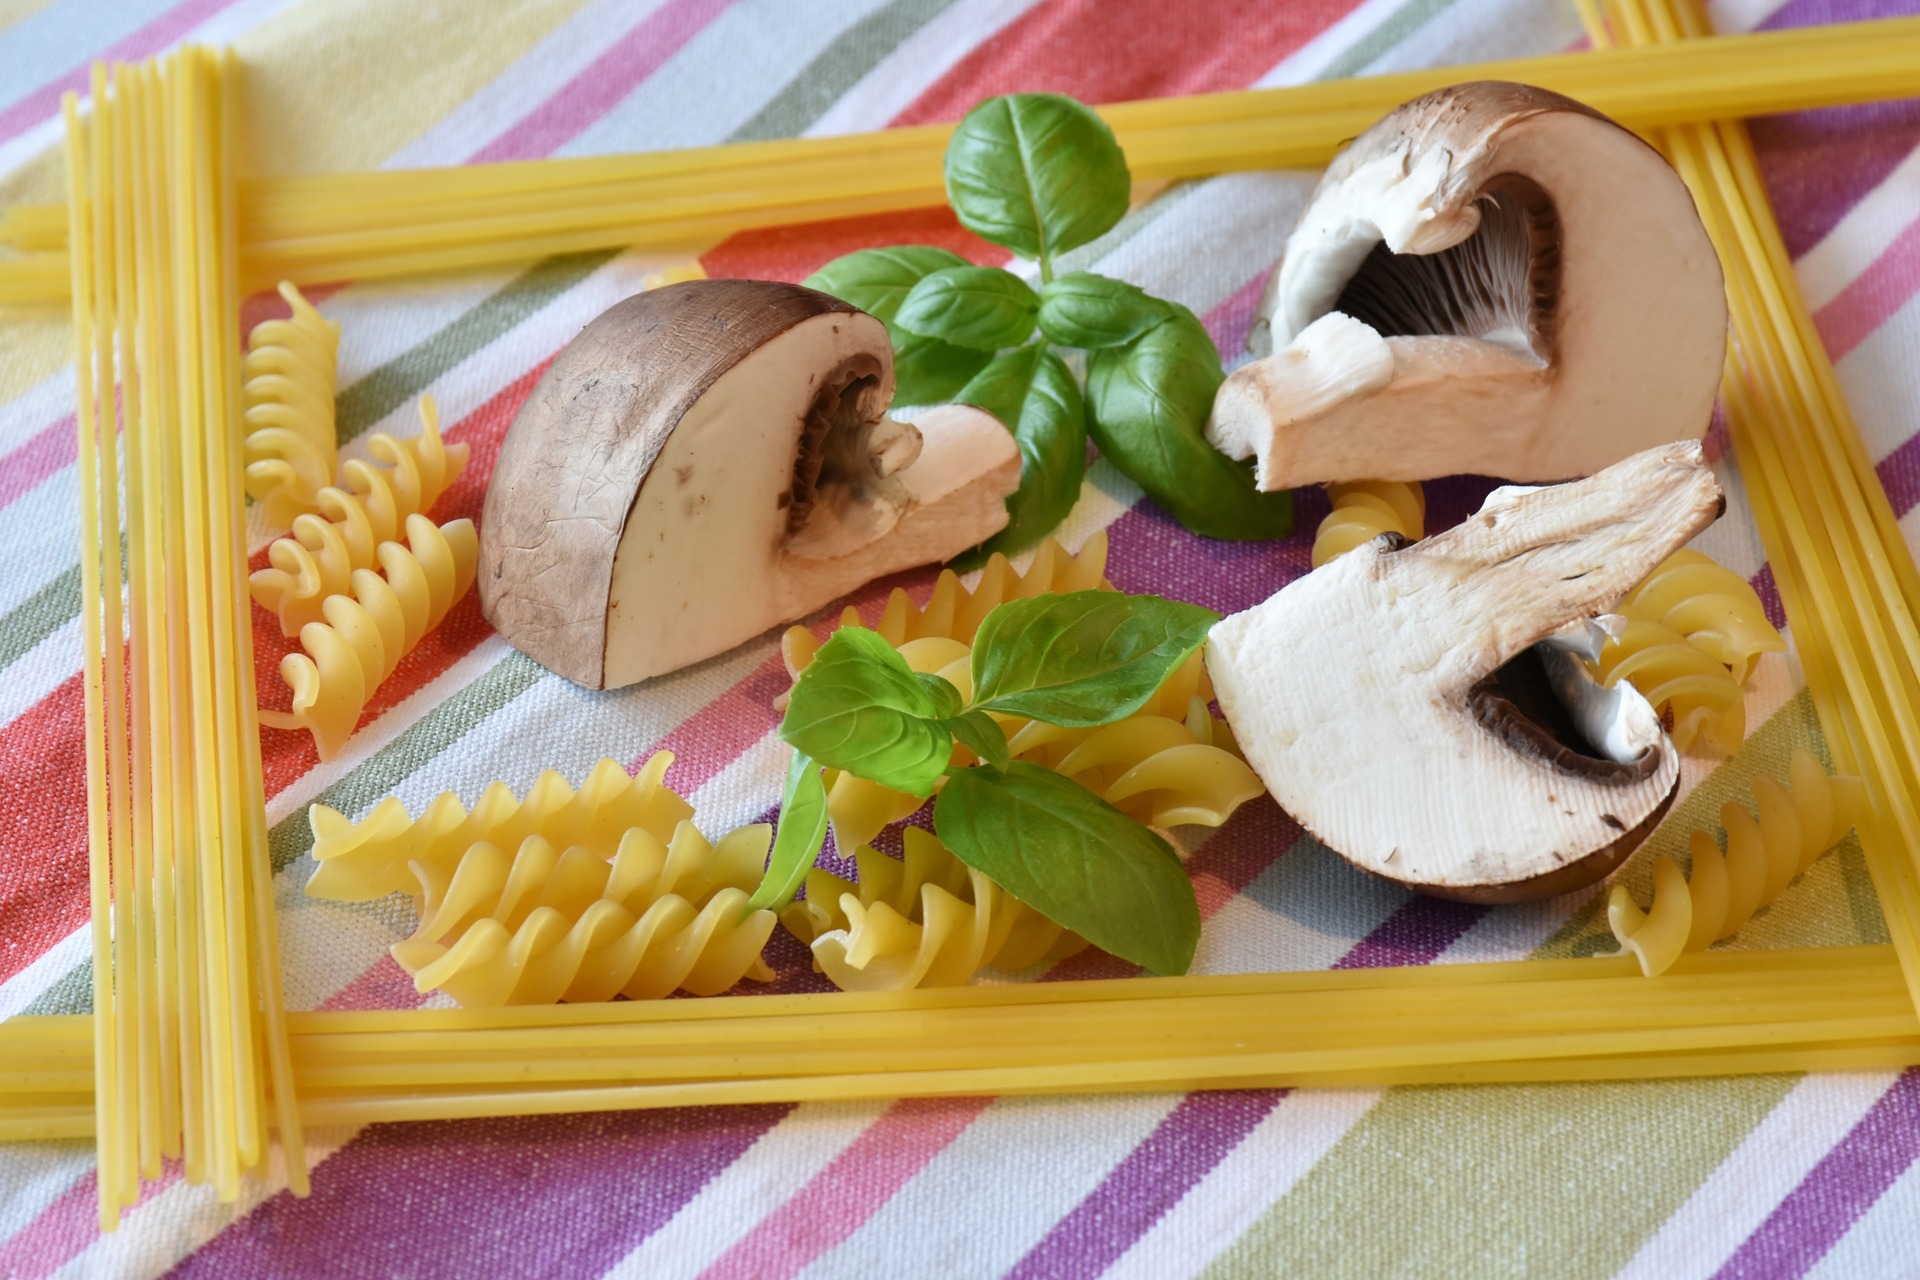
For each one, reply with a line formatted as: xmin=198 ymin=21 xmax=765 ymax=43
xmin=3 ymin=0 xmax=1919 ymax=1275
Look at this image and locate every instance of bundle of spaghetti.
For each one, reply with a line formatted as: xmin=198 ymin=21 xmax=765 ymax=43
xmin=257 ymin=513 xmax=478 ymax=760
xmin=1609 ymin=750 xmax=1865 ymax=976
xmin=7 ymin=19 xmax=1920 ymax=301
xmin=781 ymin=828 xmax=1087 ymax=991
xmin=60 ymin=48 xmax=306 ymax=1228
xmin=305 ymin=753 xmax=693 ymax=902
xmin=249 ymin=393 xmax=469 ymax=636
xmin=389 ymin=820 xmax=777 ymax=1005
xmin=1310 ymin=480 xmax=1424 ymax=567
xmin=241 ymin=280 xmax=338 ymax=529
xmin=5 ymin=945 xmax=1916 ymax=1137
xmin=1585 ymin=0 xmax=1920 ymax=1012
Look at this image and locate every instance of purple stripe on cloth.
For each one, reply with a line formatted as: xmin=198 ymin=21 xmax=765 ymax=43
xmin=1004 ymin=1089 xmax=1285 ymax=1280
xmin=1749 ymin=0 xmax=1920 ymax=259
xmin=1333 ymin=896 xmax=1487 ymax=969
xmin=0 ymin=0 xmax=239 ymax=143
xmin=170 ymin=1105 xmax=793 ymax=1280
xmin=467 ymin=0 xmax=738 ymax=163
xmin=1712 ymin=1068 xmax=1920 ymax=1280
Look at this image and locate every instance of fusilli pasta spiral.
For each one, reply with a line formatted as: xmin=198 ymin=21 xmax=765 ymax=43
xmin=782 ymin=827 xmax=1085 ymax=991
xmin=1310 ymin=479 xmax=1425 ymax=567
xmin=307 ymin=752 xmax=694 ymax=902
xmin=1608 ymin=749 xmax=1865 ymax=976
xmin=259 ymin=514 xmax=478 ymax=760
xmin=1590 ymin=549 xmax=1786 ymax=754
xmin=250 ymin=394 xmax=471 ymax=637
xmin=242 ymin=281 xmax=340 ymax=530
xmin=391 ymin=820 xmax=777 ymax=1005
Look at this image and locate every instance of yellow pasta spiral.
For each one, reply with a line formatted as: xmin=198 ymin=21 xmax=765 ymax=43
xmin=1619 ymin=548 xmax=1786 ymax=682
xmin=778 ymin=533 xmax=1262 ymax=849
xmin=307 ymin=752 xmax=695 ymax=903
xmin=259 ymin=514 xmax=478 ymax=760
xmin=1608 ymin=749 xmax=1865 ymax=976
xmin=782 ymin=827 xmax=1086 ymax=991
xmin=1310 ymin=480 xmax=1425 ymax=567
xmin=249 ymin=394 xmax=471 ymax=637
xmin=242 ymin=281 xmax=340 ymax=530
xmin=390 ymin=819 xmax=777 ymax=1005
xmin=1593 ymin=550 xmax=1785 ymax=754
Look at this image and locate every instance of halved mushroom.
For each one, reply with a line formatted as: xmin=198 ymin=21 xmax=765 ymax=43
xmin=1208 ymin=82 xmax=1727 ymax=488
xmin=479 ymin=280 xmax=1020 ymax=688
xmin=1205 ymin=441 xmax=1725 ymax=902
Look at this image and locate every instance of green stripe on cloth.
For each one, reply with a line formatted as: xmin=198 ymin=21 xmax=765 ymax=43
xmin=0 ymin=561 xmax=77 ymax=670
xmin=333 ymin=249 xmax=619 ymax=443
xmin=1199 ymin=1075 xmax=1799 ymax=1279
xmin=1316 ymin=0 xmax=1461 ymax=80
xmin=730 ymin=0 xmax=958 ymax=142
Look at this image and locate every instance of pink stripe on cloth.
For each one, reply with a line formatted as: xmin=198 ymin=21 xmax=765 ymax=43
xmin=0 ymin=412 xmax=76 ymax=511
xmin=696 ymin=1095 xmax=992 ymax=1280
xmin=0 ymin=0 xmax=241 ymax=144
xmin=0 ymin=1159 xmax=178 ymax=1280
xmin=465 ymin=0 xmax=739 ymax=163
xmin=1812 ymin=212 xmax=1920 ymax=365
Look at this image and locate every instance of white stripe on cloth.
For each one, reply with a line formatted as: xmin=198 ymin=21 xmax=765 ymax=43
xmin=1102 ymin=1089 xmax=1382 ymax=1280
xmin=1612 ymin=1072 xmax=1903 ymax=1280
xmin=1803 ymin=1151 xmax=1920 ymax=1280
xmin=801 ymin=0 xmax=1046 ymax=138
xmin=1798 ymin=145 xmax=1920 ymax=315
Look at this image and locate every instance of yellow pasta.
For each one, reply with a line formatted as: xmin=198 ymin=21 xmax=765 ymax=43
xmin=1591 ymin=548 xmax=1784 ymax=754
xmin=1310 ymin=480 xmax=1425 ymax=567
xmin=782 ymin=828 xmax=1086 ymax=991
xmin=241 ymin=281 xmax=338 ymax=530
xmin=258 ymin=514 xmax=477 ymax=760
xmin=391 ymin=821 xmax=777 ymax=1005
xmin=306 ymin=752 xmax=693 ymax=903
xmin=1619 ymin=547 xmax=1787 ymax=681
xmin=1609 ymin=749 xmax=1866 ymax=976
xmin=249 ymin=394 xmax=469 ymax=637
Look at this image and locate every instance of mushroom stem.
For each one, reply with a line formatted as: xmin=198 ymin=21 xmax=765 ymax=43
xmin=867 ymin=416 xmax=923 ymax=479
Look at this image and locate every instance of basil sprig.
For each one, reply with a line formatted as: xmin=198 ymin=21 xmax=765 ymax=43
xmin=802 ymin=91 xmax=1290 ymax=557
xmin=754 ymin=591 xmax=1219 ymax=975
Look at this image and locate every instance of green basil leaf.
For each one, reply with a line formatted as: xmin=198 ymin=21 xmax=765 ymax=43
xmin=894 ymin=266 xmax=1039 ymax=351
xmin=944 ymin=710 xmax=1010 ymax=772
xmin=892 ymin=332 xmax=992 ymax=408
xmin=953 ymin=345 xmax=1086 ymax=566
xmin=1086 ymin=306 xmax=1292 ymax=541
xmin=743 ymin=750 xmax=829 ymax=915
xmin=968 ymin=590 xmax=1220 ymax=726
xmin=934 ymin=763 xmax=1198 ymax=975
xmin=914 ymin=670 xmax=964 ymax=720
xmin=944 ymin=94 xmax=1130 ymax=264
xmin=1037 ymin=272 xmax=1172 ymax=349
xmin=779 ymin=628 xmax=954 ymax=797
xmin=802 ymin=245 xmax=972 ymax=325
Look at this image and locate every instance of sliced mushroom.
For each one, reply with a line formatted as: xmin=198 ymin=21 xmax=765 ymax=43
xmin=479 ymin=280 xmax=1021 ymax=688
xmin=1205 ymin=441 xmax=1725 ymax=902
xmin=1209 ymin=82 xmax=1727 ymax=489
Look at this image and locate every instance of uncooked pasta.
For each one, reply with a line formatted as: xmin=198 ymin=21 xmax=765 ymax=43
xmin=1609 ymin=749 xmax=1865 ymax=976
xmin=1310 ymin=480 xmax=1424 ymax=567
xmin=240 ymin=281 xmax=339 ymax=529
xmin=258 ymin=515 xmax=477 ymax=759
xmin=305 ymin=753 xmax=693 ymax=901
xmin=249 ymin=394 xmax=469 ymax=637
xmin=392 ymin=822 xmax=777 ymax=1005
xmin=783 ymin=827 xmax=1086 ymax=991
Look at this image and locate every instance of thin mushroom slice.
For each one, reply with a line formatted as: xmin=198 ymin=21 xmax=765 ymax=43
xmin=1205 ymin=441 xmax=1725 ymax=903
xmin=1209 ymin=81 xmax=1727 ymax=489
xmin=479 ymin=280 xmax=1021 ymax=688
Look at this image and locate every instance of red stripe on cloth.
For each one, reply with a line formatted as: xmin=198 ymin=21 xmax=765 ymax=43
xmin=466 ymin=0 xmax=739 ymax=163
xmin=892 ymin=0 xmax=1363 ymax=124
xmin=0 ymin=0 xmax=242 ymax=145
xmin=1813 ymin=212 xmax=1920 ymax=364
xmin=696 ymin=1095 xmax=992 ymax=1280
xmin=0 ymin=413 xmax=76 ymax=513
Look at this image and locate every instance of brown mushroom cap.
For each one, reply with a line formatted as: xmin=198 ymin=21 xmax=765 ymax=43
xmin=479 ymin=280 xmax=1019 ymax=688
xmin=1210 ymin=82 xmax=1728 ymax=488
